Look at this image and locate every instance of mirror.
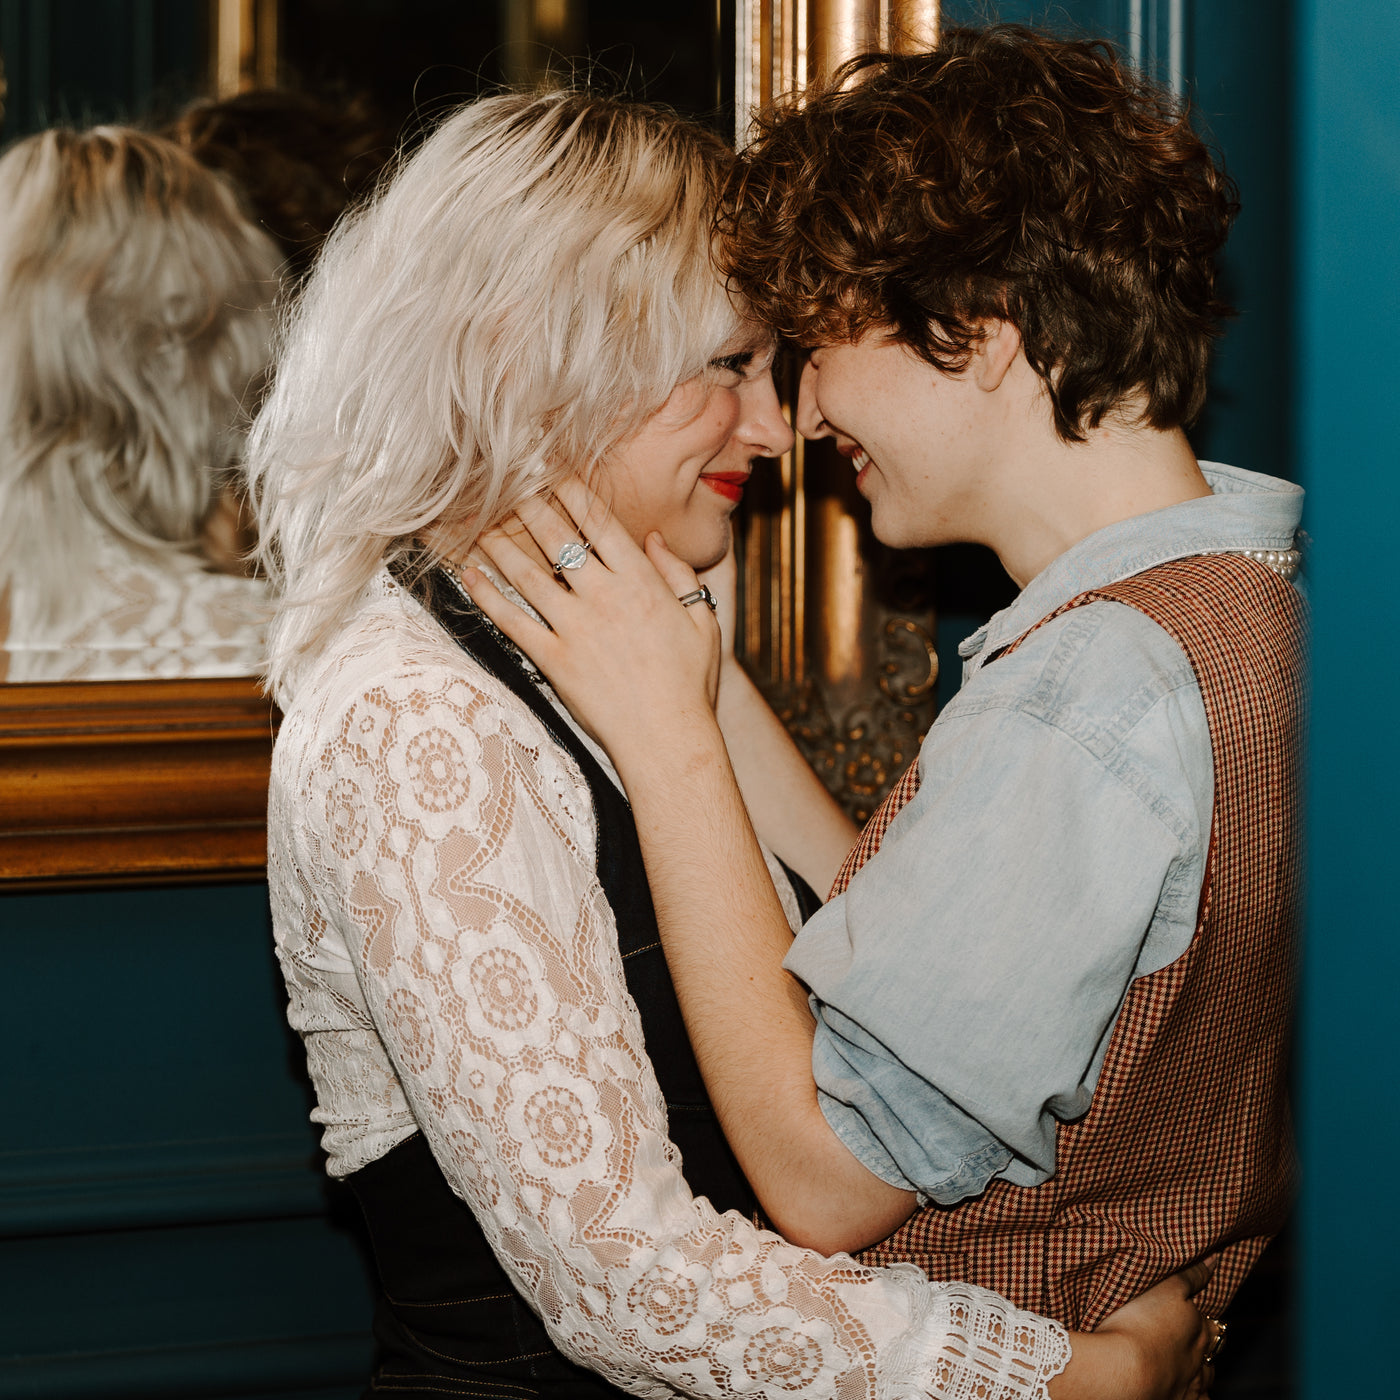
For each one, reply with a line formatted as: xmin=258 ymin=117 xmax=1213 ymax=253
xmin=0 ymin=0 xmax=726 ymax=888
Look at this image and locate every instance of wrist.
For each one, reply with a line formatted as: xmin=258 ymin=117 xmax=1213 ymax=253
xmin=716 ymin=651 xmax=750 ymax=697
xmin=1050 ymin=1331 xmax=1146 ymax=1400
xmin=610 ymin=704 xmax=728 ymax=782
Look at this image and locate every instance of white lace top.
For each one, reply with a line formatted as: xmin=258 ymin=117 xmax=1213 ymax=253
xmin=3 ymin=531 xmax=269 ymax=682
xmin=267 ymin=573 xmax=1071 ymax=1400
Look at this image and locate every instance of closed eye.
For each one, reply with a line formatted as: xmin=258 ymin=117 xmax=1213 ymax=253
xmin=710 ymin=351 xmax=755 ymax=376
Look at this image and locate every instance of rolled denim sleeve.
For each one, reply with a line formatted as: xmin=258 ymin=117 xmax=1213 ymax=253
xmin=784 ymin=603 xmax=1212 ymax=1203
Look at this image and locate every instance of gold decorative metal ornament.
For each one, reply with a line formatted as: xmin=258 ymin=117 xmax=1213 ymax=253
xmin=735 ymin=0 xmax=941 ymax=822
xmin=211 ymin=0 xmax=279 ymax=96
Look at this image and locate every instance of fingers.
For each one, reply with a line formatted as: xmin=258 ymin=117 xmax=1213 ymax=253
xmin=504 ymin=476 xmax=630 ymax=578
xmin=459 ymin=563 xmax=559 ymax=664
xmin=1187 ymin=1358 xmax=1215 ymax=1400
xmin=550 ymin=475 xmax=623 ymax=554
xmin=1175 ymin=1259 xmax=1215 ymax=1298
xmin=644 ymin=532 xmax=702 ymax=596
xmin=477 ymin=519 xmax=571 ymax=628
xmin=508 ymin=492 xmax=608 ymax=577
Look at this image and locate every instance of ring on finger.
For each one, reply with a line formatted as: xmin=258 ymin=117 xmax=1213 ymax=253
xmin=1203 ymin=1317 xmax=1227 ymax=1363
xmin=677 ymin=585 xmax=718 ymax=613
xmin=554 ymin=539 xmax=592 ymax=573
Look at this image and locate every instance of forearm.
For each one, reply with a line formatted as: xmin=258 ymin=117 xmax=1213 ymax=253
xmin=715 ymin=657 xmax=859 ymax=895
xmin=1049 ymin=1335 xmax=1143 ymax=1400
xmin=298 ymin=674 xmax=1069 ymax=1399
xmin=609 ymin=710 xmax=915 ymax=1251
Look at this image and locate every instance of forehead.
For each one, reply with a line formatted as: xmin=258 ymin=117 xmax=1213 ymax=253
xmin=714 ymin=314 xmax=777 ymax=351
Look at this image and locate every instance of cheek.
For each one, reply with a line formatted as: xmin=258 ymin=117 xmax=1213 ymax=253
xmin=688 ymin=400 xmax=742 ymax=473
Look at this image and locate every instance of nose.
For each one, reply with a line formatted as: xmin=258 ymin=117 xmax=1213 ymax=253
xmin=795 ymin=357 xmax=829 ymax=441
xmin=742 ymin=367 xmax=796 ymax=459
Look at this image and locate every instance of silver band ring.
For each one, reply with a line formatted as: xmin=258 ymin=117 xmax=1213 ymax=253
xmin=677 ymin=585 xmax=718 ymax=613
xmin=554 ymin=540 xmax=592 ymax=573
xmin=1203 ymin=1317 xmax=1227 ymax=1363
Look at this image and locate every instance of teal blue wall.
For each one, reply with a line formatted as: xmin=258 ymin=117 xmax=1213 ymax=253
xmin=0 ymin=1 xmax=206 ymax=140
xmin=0 ymin=885 xmax=372 ymax=1398
xmin=1294 ymin=4 xmax=1400 ymax=1397
xmin=6 ymin=4 xmax=1395 ymax=1395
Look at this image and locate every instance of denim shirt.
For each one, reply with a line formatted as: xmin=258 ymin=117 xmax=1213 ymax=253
xmin=783 ymin=463 xmax=1305 ymax=1202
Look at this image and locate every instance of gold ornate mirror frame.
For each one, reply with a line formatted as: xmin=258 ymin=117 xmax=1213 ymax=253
xmin=0 ymin=679 xmax=277 ymax=890
xmin=0 ymin=0 xmax=945 ymax=888
xmin=0 ymin=5 xmax=280 ymax=892
xmin=736 ymin=0 xmax=942 ymax=823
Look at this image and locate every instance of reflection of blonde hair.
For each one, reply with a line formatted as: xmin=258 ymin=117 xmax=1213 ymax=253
xmin=248 ymin=90 xmax=743 ymax=703
xmin=0 ymin=126 xmax=279 ymax=626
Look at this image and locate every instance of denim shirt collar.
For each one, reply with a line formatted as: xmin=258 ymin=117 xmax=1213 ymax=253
xmin=959 ymin=463 xmax=1305 ymax=675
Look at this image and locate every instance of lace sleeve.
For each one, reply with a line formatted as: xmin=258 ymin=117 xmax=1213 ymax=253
xmin=4 ymin=534 xmax=269 ymax=682
xmin=282 ymin=657 xmax=1070 ymax=1400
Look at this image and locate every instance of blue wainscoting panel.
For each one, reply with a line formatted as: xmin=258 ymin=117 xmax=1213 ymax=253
xmin=0 ymin=884 xmax=374 ymax=1398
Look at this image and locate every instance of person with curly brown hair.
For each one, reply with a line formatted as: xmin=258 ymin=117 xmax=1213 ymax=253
xmin=467 ymin=24 xmax=1304 ymax=1354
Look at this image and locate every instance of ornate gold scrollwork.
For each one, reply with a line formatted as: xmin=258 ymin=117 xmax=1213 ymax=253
xmin=211 ymin=0 xmax=279 ymax=96
xmin=735 ymin=0 xmax=941 ymax=822
xmin=762 ymin=611 xmax=937 ymax=826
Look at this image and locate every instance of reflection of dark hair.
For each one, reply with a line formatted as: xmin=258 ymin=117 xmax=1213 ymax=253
xmin=166 ymin=88 xmax=388 ymax=281
xmin=722 ymin=25 xmax=1239 ymax=441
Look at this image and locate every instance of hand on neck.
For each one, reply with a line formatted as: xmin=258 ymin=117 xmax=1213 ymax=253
xmin=421 ymin=512 xmax=554 ymax=576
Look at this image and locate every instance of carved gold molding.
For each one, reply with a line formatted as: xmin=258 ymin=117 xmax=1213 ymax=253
xmin=0 ymin=678 xmax=278 ymax=889
xmin=211 ymin=0 xmax=279 ymax=97
xmin=736 ymin=0 xmax=938 ymax=144
xmin=735 ymin=0 xmax=940 ymax=821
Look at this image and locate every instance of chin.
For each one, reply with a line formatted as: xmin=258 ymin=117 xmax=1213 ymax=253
xmin=676 ymin=522 xmax=733 ymax=572
xmin=868 ymin=501 xmax=934 ymax=551
xmin=867 ymin=510 xmax=907 ymax=549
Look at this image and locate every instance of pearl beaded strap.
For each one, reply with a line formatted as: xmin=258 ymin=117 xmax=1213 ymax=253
xmin=1224 ymin=547 xmax=1301 ymax=582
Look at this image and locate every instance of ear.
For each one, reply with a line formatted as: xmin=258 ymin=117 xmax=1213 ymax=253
xmin=971 ymin=319 xmax=1022 ymax=393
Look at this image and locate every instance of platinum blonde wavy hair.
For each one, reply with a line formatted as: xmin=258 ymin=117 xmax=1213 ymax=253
xmin=0 ymin=126 xmax=280 ymax=626
xmin=247 ymin=89 xmax=744 ymax=704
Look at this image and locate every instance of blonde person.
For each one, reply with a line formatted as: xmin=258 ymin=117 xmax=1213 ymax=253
xmin=0 ymin=127 xmax=278 ymax=682
xmin=248 ymin=90 xmax=1214 ymax=1399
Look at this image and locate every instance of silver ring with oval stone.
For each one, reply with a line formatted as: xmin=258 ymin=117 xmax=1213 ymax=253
xmin=553 ymin=540 xmax=592 ymax=573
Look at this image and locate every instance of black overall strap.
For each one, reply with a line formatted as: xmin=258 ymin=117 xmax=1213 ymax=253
xmin=391 ymin=560 xmax=764 ymax=1214
xmin=341 ymin=562 xmax=783 ymax=1396
xmin=398 ymin=562 xmax=667 ymax=971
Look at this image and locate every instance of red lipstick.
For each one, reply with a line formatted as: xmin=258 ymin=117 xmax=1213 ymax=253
xmin=700 ymin=472 xmax=748 ymax=503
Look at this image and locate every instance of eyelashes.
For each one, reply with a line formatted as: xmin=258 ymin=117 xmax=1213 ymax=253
xmin=709 ymin=351 xmax=754 ymax=376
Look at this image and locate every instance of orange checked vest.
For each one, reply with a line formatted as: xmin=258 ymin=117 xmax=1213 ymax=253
xmin=833 ymin=555 xmax=1305 ymax=1330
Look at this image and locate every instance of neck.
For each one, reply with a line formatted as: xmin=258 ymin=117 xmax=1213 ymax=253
xmin=985 ymin=397 xmax=1211 ymax=588
xmin=421 ymin=516 xmax=554 ymax=575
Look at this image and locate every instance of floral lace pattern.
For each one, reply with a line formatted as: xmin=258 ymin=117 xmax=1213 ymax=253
xmin=4 ymin=532 xmax=269 ymax=681
xmin=268 ymin=573 xmax=1070 ymax=1400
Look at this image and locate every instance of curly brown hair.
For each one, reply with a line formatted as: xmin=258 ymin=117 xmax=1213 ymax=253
xmin=720 ymin=25 xmax=1239 ymax=441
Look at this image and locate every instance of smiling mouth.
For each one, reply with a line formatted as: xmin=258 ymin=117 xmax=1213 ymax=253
xmin=700 ymin=473 xmax=748 ymax=503
xmin=836 ymin=443 xmax=872 ymax=474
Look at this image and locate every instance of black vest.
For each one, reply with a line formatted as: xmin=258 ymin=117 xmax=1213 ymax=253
xmin=345 ymin=565 xmax=818 ymax=1397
